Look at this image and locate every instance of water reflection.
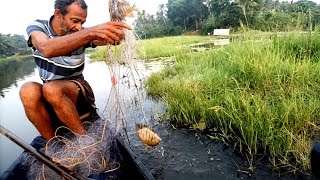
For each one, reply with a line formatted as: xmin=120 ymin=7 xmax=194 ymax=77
xmin=0 ymin=57 xmax=36 ymax=98
xmin=0 ymin=58 xmax=40 ymax=175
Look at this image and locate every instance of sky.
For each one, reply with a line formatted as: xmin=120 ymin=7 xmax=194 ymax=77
xmin=0 ymin=0 xmax=167 ymax=36
xmin=0 ymin=0 xmax=319 ymax=36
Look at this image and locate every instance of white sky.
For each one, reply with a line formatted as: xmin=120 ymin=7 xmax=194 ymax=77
xmin=0 ymin=0 xmax=319 ymax=36
xmin=0 ymin=0 xmax=167 ymax=36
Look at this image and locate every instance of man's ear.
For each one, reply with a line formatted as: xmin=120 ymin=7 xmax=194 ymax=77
xmin=54 ymin=9 xmax=62 ymax=18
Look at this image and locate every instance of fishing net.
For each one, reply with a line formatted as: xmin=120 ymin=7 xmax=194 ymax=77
xmin=21 ymin=120 xmax=120 ymax=179
xmin=20 ymin=0 xmax=160 ymax=179
xmin=106 ymin=0 xmax=161 ymax=147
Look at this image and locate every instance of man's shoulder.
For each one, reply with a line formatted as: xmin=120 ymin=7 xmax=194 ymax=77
xmin=34 ymin=19 xmax=48 ymax=24
xmin=26 ymin=18 xmax=52 ymax=37
xmin=27 ymin=19 xmax=48 ymax=27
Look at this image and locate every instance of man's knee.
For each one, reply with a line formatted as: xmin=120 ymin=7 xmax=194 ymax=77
xmin=42 ymin=81 xmax=64 ymax=104
xmin=19 ymin=82 xmax=43 ymax=103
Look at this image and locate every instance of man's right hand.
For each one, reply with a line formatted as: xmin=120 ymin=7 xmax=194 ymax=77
xmin=89 ymin=21 xmax=132 ymax=46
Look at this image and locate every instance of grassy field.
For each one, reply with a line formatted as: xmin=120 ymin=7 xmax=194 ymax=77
xmin=90 ymin=35 xmax=212 ymax=61
xmin=91 ymin=33 xmax=320 ymax=174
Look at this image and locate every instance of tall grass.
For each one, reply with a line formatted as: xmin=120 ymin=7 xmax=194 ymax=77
xmin=146 ymin=33 xmax=320 ymax=173
xmin=89 ymin=35 xmax=212 ymax=61
xmin=136 ymin=35 xmax=212 ymax=59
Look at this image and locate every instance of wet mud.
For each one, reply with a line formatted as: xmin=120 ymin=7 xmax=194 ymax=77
xmin=131 ymin=121 xmax=315 ymax=180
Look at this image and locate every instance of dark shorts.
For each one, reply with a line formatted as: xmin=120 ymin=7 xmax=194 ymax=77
xmin=43 ymin=75 xmax=99 ymax=133
xmin=68 ymin=75 xmax=96 ymax=117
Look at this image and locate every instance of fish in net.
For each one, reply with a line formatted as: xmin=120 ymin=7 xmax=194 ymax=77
xmin=107 ymin=0 xmax=161 ymax=147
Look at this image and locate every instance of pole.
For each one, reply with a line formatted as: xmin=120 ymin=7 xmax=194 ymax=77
xmin=0 ymin=125 xmax=91 ymax=180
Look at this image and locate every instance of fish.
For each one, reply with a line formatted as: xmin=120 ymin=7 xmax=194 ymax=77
xmin=109 ymin=0 xmax=139 ymax=21
xmin=136 ymin=123 xmax=161 ymax=147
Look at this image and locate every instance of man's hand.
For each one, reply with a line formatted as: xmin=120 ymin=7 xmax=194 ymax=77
xmin=90 ymin=21 xmax=132 ymax=46
xmin=91 ymin=39 xmax=122 ymax=47
xmin=91 ymin=40 xmax=108 ymax=46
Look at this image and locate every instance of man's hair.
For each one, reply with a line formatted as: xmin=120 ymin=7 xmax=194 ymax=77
xmin=54 ymin=0 xmax=88 ymax=15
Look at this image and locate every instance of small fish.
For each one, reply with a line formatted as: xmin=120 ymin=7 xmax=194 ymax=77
xmin=109 ymin=0 xmax=139 ymax=21
xmin=136 ymin=123 xmax=161 ymax=147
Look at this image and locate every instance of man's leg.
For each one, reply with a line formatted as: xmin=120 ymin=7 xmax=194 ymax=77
xmin=42 ymin=80 xmax=86 ymax=135
xmin=19 ymin=82 xmax=55 ymax=140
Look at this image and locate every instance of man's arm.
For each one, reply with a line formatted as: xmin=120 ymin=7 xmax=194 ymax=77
xmin=30 ymin=21 xmax=131 ymax=58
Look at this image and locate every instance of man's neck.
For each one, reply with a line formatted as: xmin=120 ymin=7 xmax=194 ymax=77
xmin=51 ymin=16 xmax=63 ymax=36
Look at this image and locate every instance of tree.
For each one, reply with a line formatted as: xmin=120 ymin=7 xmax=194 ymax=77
xmin=0 ymin=34 xmax=30 ymax=56
xmin=134 ymin=5 xmax=178 ymax=39
xmin=206 ymin=0 xmax=243 ymax=29
xmin=167 ymin=0 xmax=208 ymax=31
xmin=134 ymin=0 xmax=320 ymax=38
xmin=291 ymin=0 xmax=317 ymax=13
xmin=312 ymin=6 xmax=320 ymax=30
xmin=234 ymin=0 xmax=264 ymax=27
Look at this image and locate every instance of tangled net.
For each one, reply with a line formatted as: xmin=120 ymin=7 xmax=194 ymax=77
xmin=21 ymin=119 xmax=122 ymax=180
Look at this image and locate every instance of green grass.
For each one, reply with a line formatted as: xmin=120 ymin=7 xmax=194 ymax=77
xmin=136 ymin=35 xmax=212 ymax=59
xmin=89 ymin=35 xmax=212 ymax=61
xmin=145 ymin=33 xmax=320 ymax=173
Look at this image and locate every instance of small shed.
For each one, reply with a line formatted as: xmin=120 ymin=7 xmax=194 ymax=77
xmin=213 ymin=29 xmax=230 ymax=46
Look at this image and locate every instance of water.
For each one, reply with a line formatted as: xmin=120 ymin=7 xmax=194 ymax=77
xmin=0 ymin=59 xmax=40 ymax=174
xmin=0 ymin=56 xmax=313 ymax=179
xmin=0 ymin=56 xmax=163 ymax=175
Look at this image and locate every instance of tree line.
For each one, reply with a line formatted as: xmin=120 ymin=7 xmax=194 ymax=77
xmin=0 ymin=34 xmax=31 ymax=58
xmin=1 ymin=0 xmax=319 ymax=56
xmin=133 ymin=0 xmax=320 ymax=39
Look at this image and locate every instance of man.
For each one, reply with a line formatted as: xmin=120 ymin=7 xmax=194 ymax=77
xmin=19 ymin=0 xmax=131 ymax=140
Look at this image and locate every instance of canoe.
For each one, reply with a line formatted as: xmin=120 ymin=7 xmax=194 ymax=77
xmin=0 ymin=135 xmax=155 ymax=180
xmin=0 ymin=118 xmax=155 ymax=180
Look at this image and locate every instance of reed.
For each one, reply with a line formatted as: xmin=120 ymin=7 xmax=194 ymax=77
xmin=145 ymin=33 xmax=320 ymax=173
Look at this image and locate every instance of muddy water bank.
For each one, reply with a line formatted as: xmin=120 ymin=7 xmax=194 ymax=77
xmin=131 ymin=120 xmax=313 ymax=180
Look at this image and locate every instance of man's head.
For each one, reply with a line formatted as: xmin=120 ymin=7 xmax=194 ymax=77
xmin=53 ymin=0 xmax=88 ymax=35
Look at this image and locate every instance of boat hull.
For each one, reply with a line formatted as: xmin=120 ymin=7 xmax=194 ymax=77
xmin=0 ymin=135 xmax=154 ymax=180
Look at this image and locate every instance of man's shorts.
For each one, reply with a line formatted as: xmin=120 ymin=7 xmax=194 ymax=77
xmin=68 ymin=74 xmax=97 ymax=118
xmin=43 ymin=74 xmax=99 ymax=133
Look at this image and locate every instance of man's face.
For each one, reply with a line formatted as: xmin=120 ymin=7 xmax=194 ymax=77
xmin=59 ymin=3 xmax=87 ymax=35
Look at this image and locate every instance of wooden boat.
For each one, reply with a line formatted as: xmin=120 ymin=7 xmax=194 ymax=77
xmin=0 ymin=116 xmax=155 ymax=180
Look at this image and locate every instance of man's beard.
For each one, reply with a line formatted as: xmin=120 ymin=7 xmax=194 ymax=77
xmin=60 ymin=18 xmax=77 ymax=35
xmin=60 ymin=20 xmax=69 ymax=35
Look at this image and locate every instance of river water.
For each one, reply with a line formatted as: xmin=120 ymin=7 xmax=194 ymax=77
xmin=0 ymin=56 xmax=312 ymax=179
